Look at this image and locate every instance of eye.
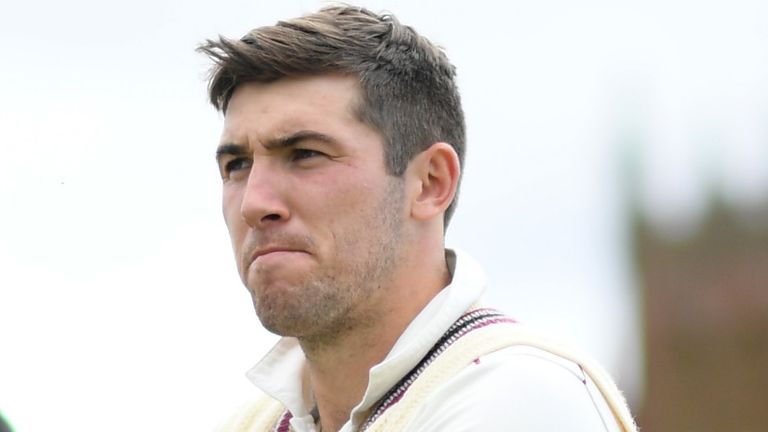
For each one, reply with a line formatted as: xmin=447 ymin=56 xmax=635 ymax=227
xmin=221 ymin=157 xmax=252 ymax=179
xmin=291 ymin=148 xmax=324 ymax=161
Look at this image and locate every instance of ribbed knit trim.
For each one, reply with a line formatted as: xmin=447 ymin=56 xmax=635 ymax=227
xmin=360 ymin=308 xmax=513 ymax=430
xmin=272 ymin=411 xmax=293 ymax=432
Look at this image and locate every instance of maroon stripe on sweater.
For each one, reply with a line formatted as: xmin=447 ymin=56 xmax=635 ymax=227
xmin=360 ymin=309 xmax=516 ymax=430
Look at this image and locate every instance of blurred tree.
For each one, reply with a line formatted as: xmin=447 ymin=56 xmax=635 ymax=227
xmin=634 ymin=199 xmax=768 ymax=431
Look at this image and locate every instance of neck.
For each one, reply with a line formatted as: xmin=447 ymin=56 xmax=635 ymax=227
xmin=299 ymin=245 xmax=450 ymax=432
xmin=300 ymin=327 xmax=394 ymax=432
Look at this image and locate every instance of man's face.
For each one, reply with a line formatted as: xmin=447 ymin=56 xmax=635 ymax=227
xmin=217 ymin=75 xmax=407 ymax=339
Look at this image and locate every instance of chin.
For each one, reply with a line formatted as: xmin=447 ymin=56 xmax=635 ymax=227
xmin=252 ymin=297 xmax=308 ymax=336
xmin=257 ymin=315 xmax=312 ymax=338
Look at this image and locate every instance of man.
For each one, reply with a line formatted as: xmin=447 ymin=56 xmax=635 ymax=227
xmin=199 ymin=5 xmax=637 ymax=431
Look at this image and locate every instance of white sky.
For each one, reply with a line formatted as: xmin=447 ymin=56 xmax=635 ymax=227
xmin=1 ymin=0 xmax=766 ymax=430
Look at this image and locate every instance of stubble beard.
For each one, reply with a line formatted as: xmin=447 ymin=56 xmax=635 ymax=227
xmin=251 ymin=177 xmax=406 ymax=343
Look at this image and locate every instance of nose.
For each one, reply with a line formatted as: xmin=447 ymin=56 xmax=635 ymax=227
xmin=240 ymin=159 xmax=290 ymax=228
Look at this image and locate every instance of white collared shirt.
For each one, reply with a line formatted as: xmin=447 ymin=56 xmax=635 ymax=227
xmin=245 ymin=249 xmax=623 ymax=431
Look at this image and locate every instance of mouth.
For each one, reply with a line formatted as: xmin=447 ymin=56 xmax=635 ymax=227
xmin=249 ymin=247 xmax=309 ymax=265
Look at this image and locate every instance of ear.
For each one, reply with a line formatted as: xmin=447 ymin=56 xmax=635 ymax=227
xmin=406 ymin=142 xmax=461 ymax=223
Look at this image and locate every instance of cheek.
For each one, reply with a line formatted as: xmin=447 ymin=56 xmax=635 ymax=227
xmin=222 ymin=195 xmax=250 ymax=283
xmin=329 ymin=182 xmax=386 ymax=229
xmin=222 ymin=187 xmax=246 ymax=244
xmin=322 ymin=189 xmax=372 ymax=227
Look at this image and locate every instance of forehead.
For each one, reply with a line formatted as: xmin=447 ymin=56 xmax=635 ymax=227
xmin=222 ymin=74 xmax=365 ymax=139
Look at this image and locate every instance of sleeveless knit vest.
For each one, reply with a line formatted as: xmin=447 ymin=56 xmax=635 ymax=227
xmin=216 ymin=308 xmax=638 ymax=432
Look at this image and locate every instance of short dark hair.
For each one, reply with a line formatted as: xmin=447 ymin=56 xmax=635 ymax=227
xmin=198 ymin=5 xmax=466 ymax=225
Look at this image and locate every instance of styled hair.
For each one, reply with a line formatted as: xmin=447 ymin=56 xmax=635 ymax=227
xmin=198 ymin=5 xmax=466 ymax=225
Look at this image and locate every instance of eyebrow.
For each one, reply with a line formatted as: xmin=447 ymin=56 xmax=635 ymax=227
xmin=263 ymin=130 xmax=337 ymax=150
xmin=215 ymin=143 xmax=247 ymax=160
xmin=215 ymin=130 xmax=337 ymax=160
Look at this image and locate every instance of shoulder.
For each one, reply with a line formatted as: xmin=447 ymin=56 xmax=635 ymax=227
xmin=405 ymin=344 xmax=626 ymax=431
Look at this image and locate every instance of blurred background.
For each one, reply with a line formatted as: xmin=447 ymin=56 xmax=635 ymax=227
xmin=1 ymin=0 xmax=766 ymax=430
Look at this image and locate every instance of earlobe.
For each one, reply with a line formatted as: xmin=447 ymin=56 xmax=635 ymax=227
xmin=409 ymin=142 xmax=461 ymax=222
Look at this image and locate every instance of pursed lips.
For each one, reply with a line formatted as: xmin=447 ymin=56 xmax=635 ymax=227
xmin=249 ymin=247 xmax=308 ymax=266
